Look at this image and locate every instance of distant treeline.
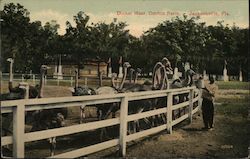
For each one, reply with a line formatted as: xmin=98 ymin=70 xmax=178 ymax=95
xmin=1 ymin=3 xmax=249 ymax=80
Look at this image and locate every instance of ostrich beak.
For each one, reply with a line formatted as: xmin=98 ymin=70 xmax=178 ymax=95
xmin=69 ymin=87 xmax=75 ymax=93
xmin=41 ymin=65 xmax=51 ymax=70
xmin=190 ymin=69 xmax=196 ymax=75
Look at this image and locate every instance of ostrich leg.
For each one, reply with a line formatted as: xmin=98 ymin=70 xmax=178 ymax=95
xmin=80 ymin=105 xmax=86 ymax=124
xmin=49 ymin=137 xmax=56 ymax=156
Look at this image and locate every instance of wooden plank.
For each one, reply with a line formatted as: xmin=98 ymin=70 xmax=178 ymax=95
xmin=192 ymin=95 xmax=199 ymax=103
xmin=13 ymin=104 xmax=25 ymax=158
xmin=25 ymin=118 xmax=119 ymax=142
xmin=25 ymin=98 xmax=120 ymax=111
xmin=1 ymin=86 xmax=196 ymax=107
xmin=192 ymin=106 xmax=199 ymax=115
xmin=172 ymin=90 xmax=190 ymax=95
xmin=1 ymin=136 xmax=12 ymax=146
xmin=127 ymin=107 xmax=167 ymax=122
xmin=1 ymin=107 xmax=13 ymax=113
xmin=167 ymin=92 xmax=173 ymax=134
xmin=172 ymin=114 xmax=189 ymax=126
xmin=49 ymin=139 xmax=119 ymax=158
xmin=119 ymin=96 xmax=128 ymax=156
xmin=1 ymin=94 xmax=125 ymax=107
xmin=128 ymin=92 xmax=167 ymax=101
xmin=172 ymin=101 xmax=189 ymax=110
xmin=126 ymin=124 xmax=167 ymax=142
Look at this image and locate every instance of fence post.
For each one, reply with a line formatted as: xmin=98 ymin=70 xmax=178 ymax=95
xmin=57 ymin=77 xmax=59 ymax=86
xmin=119 ymin=96 xmax=128 ymax=157
xmin=84 ymin=77 xmax=87 ymax=86
xmin=189 ymin=89 xmax=194 ymax=123
xmin=167 ymin=92 xmax=173 ymax=134
xmin=13 ymin=102 xmax=25 ymax=158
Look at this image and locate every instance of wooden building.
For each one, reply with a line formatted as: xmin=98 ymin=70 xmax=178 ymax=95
xmin=47 ymin=60 xmax=108 ymax=78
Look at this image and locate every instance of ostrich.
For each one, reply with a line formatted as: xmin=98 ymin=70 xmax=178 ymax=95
xmin=6 ymin=58 xmax=39 ymax=99
xmin=0 ymin=58 xmax=34 ymax=101
xmin=30 ymin=65 xmax=67 ymax=156
xmin=94 ymin=62 xmax=131 ymax=140
xmin=1 ymin=58 xmax=42 ymax=137
xmin=171 ymin=69 xmax=196 ymax=119
xmin=71 ymin=69 xmax=96 ymax=123
xmin=96 ymin=62 xmax=131 ymax=120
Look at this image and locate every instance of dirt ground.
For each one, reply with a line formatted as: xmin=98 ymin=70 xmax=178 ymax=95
xmin=1 ymin=81 xmax=250 ymax=158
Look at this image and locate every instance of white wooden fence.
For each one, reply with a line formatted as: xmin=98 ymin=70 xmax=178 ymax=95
xmin=1 ymin=86 xmax=201 ymax=158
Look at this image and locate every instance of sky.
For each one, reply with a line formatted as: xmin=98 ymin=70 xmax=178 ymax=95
xmin=1 ymin=0 xmax=249 ymax=37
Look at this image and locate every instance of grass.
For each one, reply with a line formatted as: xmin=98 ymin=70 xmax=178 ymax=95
xmin=214 ymin=95 xmax=250 ymax=157
xmin=216 ymin=81 xmax=249 ymax=90
xmin=216 ymin=101 xmax=249 ymax=117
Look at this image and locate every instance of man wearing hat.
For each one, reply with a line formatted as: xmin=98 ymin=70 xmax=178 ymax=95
xmin=201 ymin=76 xmax=218 ymax=130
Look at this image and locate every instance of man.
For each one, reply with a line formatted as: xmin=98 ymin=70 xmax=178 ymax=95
xmin=201 ymin=76 xmax=218 ymax=130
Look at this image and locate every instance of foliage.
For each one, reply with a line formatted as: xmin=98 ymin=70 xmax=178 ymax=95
xmin=1 ymin=3 xmax=248 ymax=80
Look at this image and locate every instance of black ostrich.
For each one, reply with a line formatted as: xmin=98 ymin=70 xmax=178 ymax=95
xmin=30 ymin=65 xmax=68 ymax=156
xmin=71 ymin=69 xmax=96 ymax=123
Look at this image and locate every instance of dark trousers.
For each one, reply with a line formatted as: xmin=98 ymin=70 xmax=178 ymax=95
xmin=202 ymin=98 xmax=214 ymax=128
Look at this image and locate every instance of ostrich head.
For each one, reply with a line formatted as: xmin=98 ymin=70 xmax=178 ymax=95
xmin=40 ymin=65 xmax=51 ymax=73
xmin=7 ymin=58 xmax=14 ymax=63
xmin=130 ymin=68 xmax=135 ymax=74
xmin=123 ymin=62 xmax=131 ymax=68
xmin=136 ymin=68 xmax=142 ymax=75
xmin=186 ymin=69 xmax=196 ymax=76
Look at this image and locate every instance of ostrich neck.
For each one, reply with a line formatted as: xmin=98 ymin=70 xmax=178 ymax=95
xmin=119 ymin=67 xmax=127 ymax=90
xmin=111 ymin=76 xmax=116 ymax=88
xmin=38 ymin=71 xmax=45 ymax=98
xmin=134 ymin=73 xmax=138 ymax=83
xmin=129 ymin=71 xmax=133 ymax=83
xmin=185 ymin=75 xmax=191 ymax=86
xmin=8 ymin=61 xmax=14 ymax=91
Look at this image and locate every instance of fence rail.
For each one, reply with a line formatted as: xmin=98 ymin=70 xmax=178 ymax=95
xmin=1 ymin=86 xmax=201 ymax=158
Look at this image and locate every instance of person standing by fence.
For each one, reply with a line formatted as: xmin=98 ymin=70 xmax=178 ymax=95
xmin=201 ymin=76 xmax=218 ymax=130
